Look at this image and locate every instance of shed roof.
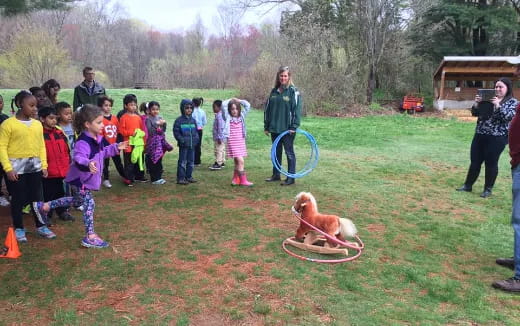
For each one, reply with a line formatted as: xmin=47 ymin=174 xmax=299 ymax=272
xmin=433 ymin=56 xmax=520 ymax=81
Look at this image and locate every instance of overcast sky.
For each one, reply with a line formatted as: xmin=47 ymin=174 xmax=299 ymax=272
xmin=116 ymin=0 xmax=291 ymax=35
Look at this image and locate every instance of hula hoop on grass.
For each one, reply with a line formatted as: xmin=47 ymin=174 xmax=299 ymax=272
xmin=271 ymin=129 xmax=319 ymax=178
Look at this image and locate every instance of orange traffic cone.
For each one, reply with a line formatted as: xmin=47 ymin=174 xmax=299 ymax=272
xmin=0 ymin=227 xmax=21 ymax=259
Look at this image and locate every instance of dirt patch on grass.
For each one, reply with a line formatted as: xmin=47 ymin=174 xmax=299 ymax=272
xmin=366 ymin=223 xmax=386 ymax=235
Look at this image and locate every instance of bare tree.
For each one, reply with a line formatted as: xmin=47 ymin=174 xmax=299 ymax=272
xmin=509 ymin=0 xmax=520 ymax=14
xmin=353 ymin=0 xmax=403 ymax=103
xmin=233 ymin=0 xmax=304 ymax=10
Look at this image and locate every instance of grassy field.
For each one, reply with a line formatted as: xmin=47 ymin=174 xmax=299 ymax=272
xmin=0 ymin=88 xmax=519 ymax=325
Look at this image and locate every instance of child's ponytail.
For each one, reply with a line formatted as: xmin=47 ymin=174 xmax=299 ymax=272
xmin=11 ymin=90 xmax=33 ymax=115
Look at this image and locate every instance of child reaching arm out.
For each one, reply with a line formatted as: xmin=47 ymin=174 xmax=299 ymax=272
xmin=32 ymin=105 xmax=128 ymax=248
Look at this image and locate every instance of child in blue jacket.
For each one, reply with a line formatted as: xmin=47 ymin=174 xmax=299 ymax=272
xmin=173 ymin=99 xmax=199 ymax=185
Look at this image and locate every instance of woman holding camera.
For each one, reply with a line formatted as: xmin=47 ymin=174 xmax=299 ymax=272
xmin=457 ymin=78 xmax=518 ymax=198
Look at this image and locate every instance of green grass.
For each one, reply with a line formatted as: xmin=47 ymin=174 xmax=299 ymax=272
xmin=0 ymin=88 xmax=518 ymax=325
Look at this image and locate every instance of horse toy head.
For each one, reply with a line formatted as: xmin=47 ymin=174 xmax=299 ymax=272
xmin=293 ymin=191 xmax=318 ymax=215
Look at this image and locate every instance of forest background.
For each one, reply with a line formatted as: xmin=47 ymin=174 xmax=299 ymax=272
xmin=0 ymin=0 xmax=518 ymax=113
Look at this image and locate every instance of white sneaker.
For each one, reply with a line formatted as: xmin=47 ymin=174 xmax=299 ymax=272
xmin=76 ymin=205 xmax=84 ymax=211
xmin=0 ymin=196 xmax=10 ymax=206
xmin=102 ymin=180 xmax=112 ymax=188
xmin=152 ymin=179 xmax=166 ymax=185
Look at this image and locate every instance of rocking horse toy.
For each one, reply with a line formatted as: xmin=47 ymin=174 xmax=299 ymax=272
xmin=282 ymin=192 xmax=364 ymax=263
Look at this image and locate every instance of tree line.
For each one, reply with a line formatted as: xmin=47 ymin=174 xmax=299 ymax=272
xmin=0 ymin=0 xmax=518 ymax=112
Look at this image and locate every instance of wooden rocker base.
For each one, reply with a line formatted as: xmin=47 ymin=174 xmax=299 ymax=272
xmin=284 ymin=238 xmax=348 ymax=256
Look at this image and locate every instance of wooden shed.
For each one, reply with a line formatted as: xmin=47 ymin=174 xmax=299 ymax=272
xmin=433 ymin=56 xmax=520 ymax=111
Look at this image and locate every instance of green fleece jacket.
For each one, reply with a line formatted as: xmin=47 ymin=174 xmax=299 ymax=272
xmin=130 ymin=128 xmax=145 ymax=171
xmin=264 ymin=85 xmax=302 ymax=134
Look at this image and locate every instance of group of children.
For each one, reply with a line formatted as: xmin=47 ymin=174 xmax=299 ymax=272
xmin=176 ymin=97 xmax=254 ymax=186
xmin=0 ymin=89 xmax=255 ymax=249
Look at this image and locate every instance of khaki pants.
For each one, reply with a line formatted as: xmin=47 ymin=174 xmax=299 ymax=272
xmin=214 ymin=141 xmax=226 ymax=165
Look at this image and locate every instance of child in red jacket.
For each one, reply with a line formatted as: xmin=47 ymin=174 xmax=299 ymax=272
xmin=39 ymin=106 xmax=74 ymax=223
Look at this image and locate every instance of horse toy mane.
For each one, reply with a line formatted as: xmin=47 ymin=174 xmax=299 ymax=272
xmin=293 ymin=192 xmax=357 ymax=247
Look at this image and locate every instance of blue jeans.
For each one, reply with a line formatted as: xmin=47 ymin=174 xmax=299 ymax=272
xmin=177 ymin=147 xmax=194 ymax=181
xmin=512 ymin=165 xmax=520 ymax=278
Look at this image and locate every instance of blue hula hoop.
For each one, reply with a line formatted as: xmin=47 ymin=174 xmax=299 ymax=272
xmin=271 ymin=129 xmax=319 ymax=179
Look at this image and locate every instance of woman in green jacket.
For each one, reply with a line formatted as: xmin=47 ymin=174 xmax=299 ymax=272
xmin=264 ymin=66 xmax=302 ymax=186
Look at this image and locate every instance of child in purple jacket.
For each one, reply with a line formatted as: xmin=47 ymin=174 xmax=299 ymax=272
xmin=32 ymin=104 xmax=128 ymax=248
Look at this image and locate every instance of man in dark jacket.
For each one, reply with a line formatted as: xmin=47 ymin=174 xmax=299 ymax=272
xmin=173 ymin=99 xmax=199 ymax=185
xmin=493 ymin=60 xmax=520 ymax=292
xmin=73 ymin=67 xmax=106 ymax=111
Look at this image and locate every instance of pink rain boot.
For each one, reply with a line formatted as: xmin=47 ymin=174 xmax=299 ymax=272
xmin=239 ymin=171 xmax=253 ymax=187
xmin=231 ymin=170 xmax=240 ymax=186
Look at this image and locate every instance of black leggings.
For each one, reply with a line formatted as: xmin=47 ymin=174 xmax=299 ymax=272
xmin=42 ymin=178 xmax=67 ymax=216
xmin=195 ymin=130 xmax=203 ymax=164
xmin=146 ymin=155 xmax=163 ymax=182
xmin=5 ymin=172 xmax=45 ymax=229
xmin=123 ymin=152 xmax=145 ymax=182
xmin=103 ymin=154 xmax=126 ymax=180
xmin=270 ymin=132 xmax=296 ymax=179
xmin=464 ymin=133 xmax=508 ymax=190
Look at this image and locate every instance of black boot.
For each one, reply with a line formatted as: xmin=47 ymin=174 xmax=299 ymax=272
xmin=496 ymin=257 xmax=515 ymax=270
xmin=265 ymin=175 xmax=281 ymax=182
xmin=281 ymin=178 xmax=295 ymax=186
xmin=456 ymin=184 xmax=472 ymax=192
xmin=480 ymin=187 xmax=492 ymax=198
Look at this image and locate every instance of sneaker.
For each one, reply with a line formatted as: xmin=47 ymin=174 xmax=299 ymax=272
xmin=36 ymin=226 xmax=56 ymax=239
xmin=0 ymin=196 xmax=10 ymax=206
xmin=209 ymin=163 xmax=222 ymax=170
xmin=152 ymin=179 xmax=166 ymax=185
xmin=186 ymin=178 xmax=197 ymax=183
xmin=122 ymin=178 xmax=132 ymax=186
xmin=76 ymin=205 xmax=84 ymax=211
xmin=32 ymin=201 xmax=48 ymax=225
xmin=15 ymin=228 xmax=27 ymax=243
xmin=496 ymin=257 xmax=515 ymax=270
xmin=58 ymin=212 xmax=75 ymax=222
xmin=102 ymin=180 xmax=112 ymax=188
xmin=177 ymin=180 xmax=189 ymax=185
xmin=81 ymin=235 xmax=109 ymax=248
xmin=136 ymin=177 xmax=148 ymax=183
xmin=221 ymin=162 xmax=225 ymax=167
xmin=492 ymin=277 xmax=520 ymax=292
